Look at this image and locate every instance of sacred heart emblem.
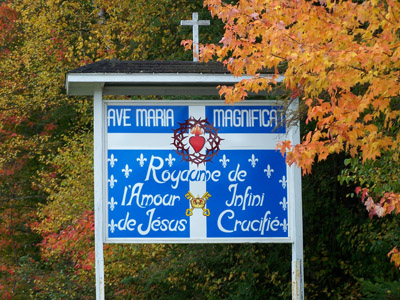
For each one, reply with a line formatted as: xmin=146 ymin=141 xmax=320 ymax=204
xmin=189 ymin=125 xmax=205 ymax=153
xmin=172 ymin=117 xmax=223 ymax=165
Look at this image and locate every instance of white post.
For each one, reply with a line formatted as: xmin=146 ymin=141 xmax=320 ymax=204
xmin=291 ymin=165 xmax=304 ymax=300
xmin=288 ymin=98 xmax=304 ymax=300
xmin=94 ymin=84 xmax=105 ymax=300
xmin=180 ymin=12 xmax=210 ymax=62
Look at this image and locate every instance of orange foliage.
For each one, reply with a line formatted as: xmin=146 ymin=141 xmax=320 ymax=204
xmin=34 ymin=210 xmax=95 ymax=273
xmin=199 ymin=0 xmax=400 ymax=174
xmin=199 ymin=0 xmax=400 ymax=269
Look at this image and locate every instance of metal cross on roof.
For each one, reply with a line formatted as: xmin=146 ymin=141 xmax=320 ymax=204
xmin=181 ymin=12 xmax=210 ymax=62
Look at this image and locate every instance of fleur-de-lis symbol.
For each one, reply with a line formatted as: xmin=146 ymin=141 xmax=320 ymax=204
xmin=219 ymin=154 xmax=230 ymax=168
xmin=108 ymin=197 xmax=118 ymax=211
xmin=108 ymin=174 xmax=117 ymax=188
xmin=280 ymin=219 xmax=288 ymax=233
xmin=137 ymin=153 xmax=147 ymax=167
xmin=248 ymin=154 xmax=258 ymax=168
xmin=122 ymin=164 xmax=132 ymax=178
xmin=108 ymin=219 xmax=118 ymax=233
xmin=165 ymin=153 xmax=175 ymax=167
xmin=108 ymin=154 xmax=118 ymax=168
xmin=280 ymin=197 xmax=288 ymax=211
xmin=279 ymin=176 xmax=287 ymax=189
xmin=264 ymin=164 xmax=274 ymax=178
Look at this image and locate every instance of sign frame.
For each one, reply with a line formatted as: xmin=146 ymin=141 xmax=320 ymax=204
xmin=94 ymin=96 xmax=303 ymax=299
xmin=100 ymin=99 xmax=300 ymax=245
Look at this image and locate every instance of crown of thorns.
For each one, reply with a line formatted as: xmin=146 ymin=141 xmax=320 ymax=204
xmin=172 ymin=117 xmax=222 ymax=165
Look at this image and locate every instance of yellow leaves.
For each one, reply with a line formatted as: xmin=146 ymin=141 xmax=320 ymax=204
xmin=371 ymin=0 xmax=380 ymax=7
xmin=349 ymin=146 xmax=358 ymax=158
xmin=219 ymin=82 xmax=248 ymax=104
xmin=365 ymin=124 xmax=378 ymax=134
xmin=35 ymin=132 xmax=94 ymax=236
xmin=389 ymin=247 xmax=400 ymax=269
xmin=360 ymin=134 xmax=389 ymax=162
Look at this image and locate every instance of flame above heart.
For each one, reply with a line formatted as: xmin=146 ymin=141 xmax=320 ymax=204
xmin=189 ymin=125 xmax=205 ymax=153
xmin=190 ymin=125 xmax=204 ymax=136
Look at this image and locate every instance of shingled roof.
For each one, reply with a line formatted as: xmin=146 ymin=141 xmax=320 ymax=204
xmin=69 ymin=59 xmax=231 ymax=74
xmin=66 ymin=59 xmax=282 ymax=96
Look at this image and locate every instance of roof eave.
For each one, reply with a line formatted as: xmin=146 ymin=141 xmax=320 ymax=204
xmin=66 ymin=72 xmax=284 ymax=96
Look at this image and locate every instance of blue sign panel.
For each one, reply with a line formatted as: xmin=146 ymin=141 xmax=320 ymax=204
xmin=107 ymin=105 xmax=188 ymax=133
xmin=206 ymin=105 xmax=285 ymax=133
xmin=206 ymin=150 xmax=288 ymax=238
xmin=107 ymin=150 xmax=190 ymax=238
xmin=106 ymin=102 xmax=290 ymax=242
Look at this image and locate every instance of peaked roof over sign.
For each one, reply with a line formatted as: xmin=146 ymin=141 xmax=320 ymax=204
xmin=66 ymin=59 xmax=282 ymax=96
xmin=69 ymin=59 xmax=231 ymax=74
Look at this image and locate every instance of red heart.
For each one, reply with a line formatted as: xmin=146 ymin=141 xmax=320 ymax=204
xmin=189 ymin=136 xmax=205 ymax=153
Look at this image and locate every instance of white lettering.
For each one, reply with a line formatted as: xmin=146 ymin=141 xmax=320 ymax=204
xmin=135 ymin=108 xmax=174 ymax=127
xmin=137 ymin=208 xmax=155 ymax=235
xmin=217 ymin=209 xmax=234 ymax=233
xmin=225 ymin=184 xmax=265 ymax=210
xmin=121 ymin=183 xmax=180 ymax=208
xmin=144 ymin=155 xmax=221 ymax=189
xmin=213 ymin=108 xmax=282 ymax=128
xmin=107 ymin=108 xmax=132 ymax=127
xmin=228 ymin=164 xmax=247 ymax=182
xmin=117 ymin=212 xmax=136 ymax=231
xmin=137 ymin=208 xmax=187 ymax=236
xmin=216 ymin=210 xmax=280 ymax=235
xmin=107 ymin=108 xmax=116 ymax=126
xmin=145 ymin=156 xmax=164 ymax=184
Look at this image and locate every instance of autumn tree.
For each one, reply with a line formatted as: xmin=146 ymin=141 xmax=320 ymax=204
xmin=192 ymin=0 xmax=400 ymax=265
xmin=2 ymin=0 xmax=400 ymax=298
xmin=0 ymin=0 xmax=217 ymax=298
xmin=0 ymin=2 xmax=46 ymax=297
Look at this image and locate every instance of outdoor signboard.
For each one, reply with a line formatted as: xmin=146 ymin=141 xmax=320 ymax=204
xmin=104 ymin=100 xmax=296 ymax=243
